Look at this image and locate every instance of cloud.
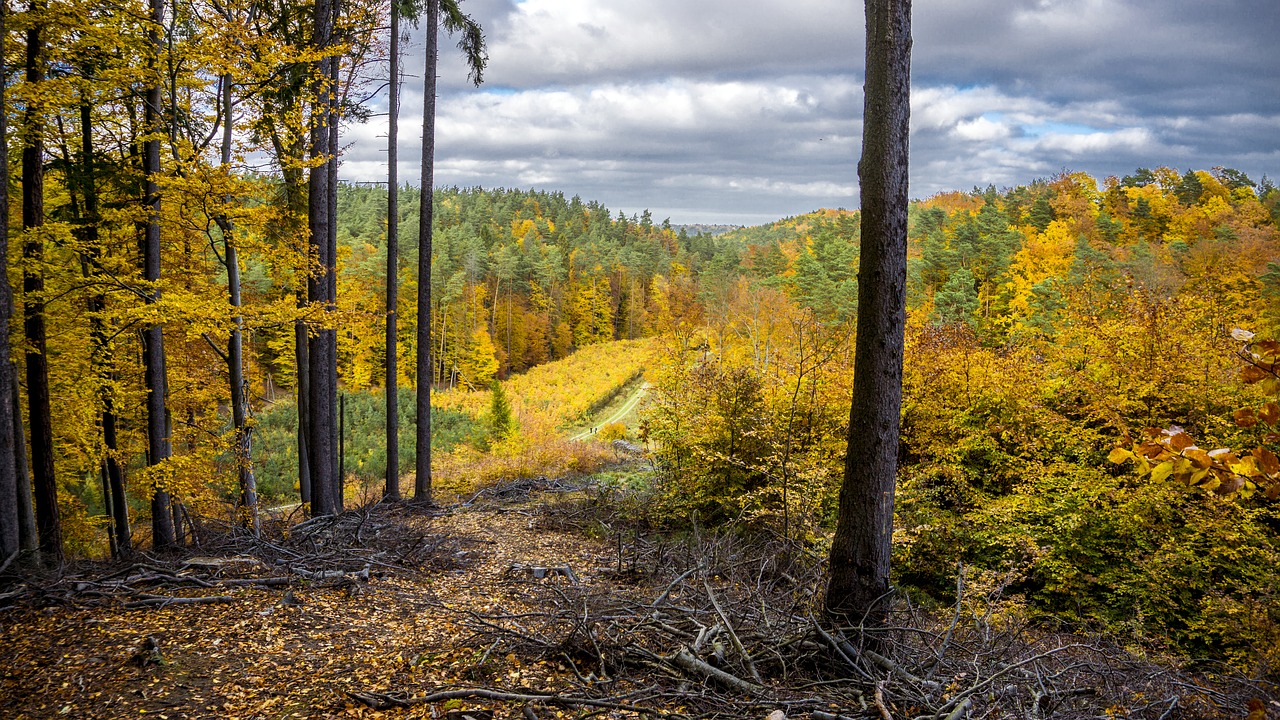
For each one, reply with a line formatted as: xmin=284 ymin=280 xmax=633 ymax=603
xmin=338 ymin=0 xmax=1280 ymax=223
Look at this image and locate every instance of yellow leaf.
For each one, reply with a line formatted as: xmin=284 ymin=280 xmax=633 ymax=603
xmin=1107 ymin=447 xmax=1133 ymax=464
xmin=1150 ymin=461 xmax=1175 ymax=483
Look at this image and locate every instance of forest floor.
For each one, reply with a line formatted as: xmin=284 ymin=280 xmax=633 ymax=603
xmin=1 ymin=470 xmax=1277 ymax=720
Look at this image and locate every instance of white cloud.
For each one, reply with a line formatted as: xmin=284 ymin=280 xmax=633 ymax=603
xmin=335 ymin=0 xmax=1279 ymax=223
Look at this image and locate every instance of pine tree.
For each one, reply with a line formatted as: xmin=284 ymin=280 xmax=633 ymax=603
xmin=415 ymin=0 xmax=485 ymax=504
xmin=826 ymin=0 xmax=912 ymax=627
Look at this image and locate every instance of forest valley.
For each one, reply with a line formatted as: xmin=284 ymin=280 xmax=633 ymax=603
xmin=4 ymin=168 xmax=1280 ymax=718
xmin=2 ymin=1 xmax=1280 ymax=717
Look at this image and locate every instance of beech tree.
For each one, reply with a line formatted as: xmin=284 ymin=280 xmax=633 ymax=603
xmin=142 ymin=0 xmax=176 ymax=549
xmin=825 ymin=0 xmax=911 ymax=624
xmin=416 ymin=0 xmax=485 ymax=503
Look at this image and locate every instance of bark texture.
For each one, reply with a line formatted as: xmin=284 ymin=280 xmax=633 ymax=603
xmin=415 ymin=0 xmax=439 ymax=504
xmin=308 ymin=0 xmax=340 ymax=515
xmin=144 ymin=0 xmax=175 ymax=550
xmin=0 ymin=0 xmax=19 ymax=561
xmin=22 ymin=5 xmax=62 ymax=565
xmin=825 ymin=0 xmax=911 ymax=625
xmin=385 ymin=0 xmax=401 ymax=500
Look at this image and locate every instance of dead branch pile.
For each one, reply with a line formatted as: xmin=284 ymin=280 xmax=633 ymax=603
xmin=0 ymin=501 xmax=474 ymax=611
xmin=419 ymin=497 xmax=1278 ymax=720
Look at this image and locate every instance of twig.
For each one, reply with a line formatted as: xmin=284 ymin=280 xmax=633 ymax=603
xmin=651 ymin=566 xmax=698 ymax=607
xmin=874 ymin=681 xmax=893 ymax=720
xmin=702 ymin=571 xmax=763 ymax=683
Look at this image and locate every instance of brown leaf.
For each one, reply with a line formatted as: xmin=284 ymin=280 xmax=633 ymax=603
xmin=1168 ymin=432 xmax=1195 ymax=452
xmin=1240 ymin=365 xmax=1269 ymax=383
xmin=1260 ymin=403 xmax=1280 ymax=426
xmin=1234 ymin=408 xmax=1258 ymax=428
xmin=1184 ymin=448 xmax=1212 ymax=469
xmin=1254 ymin=447 xmax=1280 ymax=476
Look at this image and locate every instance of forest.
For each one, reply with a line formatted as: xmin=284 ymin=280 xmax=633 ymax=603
xmin=2 ymin=0 xmax=1280 ymax=717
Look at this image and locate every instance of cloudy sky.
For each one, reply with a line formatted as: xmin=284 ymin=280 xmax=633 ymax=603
xmin=339 ymin=0 xmax=1280 ymax=226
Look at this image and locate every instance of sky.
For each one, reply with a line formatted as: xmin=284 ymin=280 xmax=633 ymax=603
xmin=339 ymin=0 xmax=1280 ymax=226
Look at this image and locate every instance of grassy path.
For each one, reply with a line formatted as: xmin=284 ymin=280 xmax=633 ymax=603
xmin=569 ymin=382 xmax=649 ymax=442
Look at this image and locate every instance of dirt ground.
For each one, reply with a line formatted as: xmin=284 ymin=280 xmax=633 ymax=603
xmin=0 ymin=494 xmax=632 ymax=719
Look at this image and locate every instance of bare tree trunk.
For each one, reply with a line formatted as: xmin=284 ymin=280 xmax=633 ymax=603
xmin=385 ymin=0 xmax=401 ymax=500
xmin=217 ymin=74 xmax=259 ymax=534
xmin=824 ymin=0 xmax=911 ymax=627
xmin=79 ymin=86 xmax=131 ymax=556
xmin=415 ymin=0 xmax=439 ymax=504
xmin=307 ymin=0 xmax=339 ymax=516
xmin=328 ymin=8 xmax=341 ymax=513
xmin=296 ymin=293 xmax=310 ymax=505
xmin=143 ymin=0 xmax=175 ymax=550
xmin=0 ymin=0 xmax=19 ymax=562
xmin=11 ymin=367 xmax=37 ymax=558
xmin=22 ymin=3 xmax=61 ymax=566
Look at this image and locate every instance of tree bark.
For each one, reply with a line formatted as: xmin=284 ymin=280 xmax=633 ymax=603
xmin=0 ymin=0 xmax=19 ymax=562
xmin=824 ymin=0 xmax=911 ymax=626
xmin=307 ymin=0 xmax=339 ymax=515
xmin=217 ymin=74 xmax=259 ymax=534
xmin=22 ymin=3 xmax=61 ymax=566
xmin=385 ymin=0 xmax=401 ymax=500
xmin=143 ymin=0 xmax=176 ymax=550
xmin=11 ymin=367 xmax=37 ymax=558
xmin=415 ymin=0 xmax=439 ymax=504
xmin=79 ymin=85 xmax=131 ymax=556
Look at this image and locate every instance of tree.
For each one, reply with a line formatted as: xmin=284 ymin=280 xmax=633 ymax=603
xmin=0 ymin=0 xmax=19 ymax=564
xmin=385 ymin=0 xmax=408 ymax=500
xmin=22 ymin=0 xmax=62 ymax=565
xmin=216 ymin=74 xmax=260 ymax=534
xmin=142 ymin=0 xmax=176 ymax=549
xmin=308 ymin=0 xmax=341 ymax=516
xmin=415 ymin=0 xmax=485 ymax=503
xmin=825 ymin=0 xmax=911 ymax=625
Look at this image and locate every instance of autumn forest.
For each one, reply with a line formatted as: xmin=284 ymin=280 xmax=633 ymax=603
xmin=2 ymin=0 xmax=1280 ymax=717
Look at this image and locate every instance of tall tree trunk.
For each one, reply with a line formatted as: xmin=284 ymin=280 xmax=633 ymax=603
xmin=22 ymin=3 xmax=61 ymax=566
xmin=79 ymin=91 xmax=131 ymax=557
xmin=824 ymin=0 xmax=911 ymax=626
xmin=11 ymin=367 xmax=37 ymax=557
xmin=327 ymin=11 xmax=341 ymax=513
xmin=0 ymin=0 xmax=19 ymax=563
xmin=296 ymin=293 xmax=310 ymax=505
xmin=385 ymin=0 xmax=401 ymax=500
xmin=415 ymin=0 xmax=439 ymax=504
xmin=307 ymin=0 xmax=339 ymax=515
xmin=144 ymin=0 xmax=176 ymax=550
xmin=217 ymin=74 xmax=259 ymax=534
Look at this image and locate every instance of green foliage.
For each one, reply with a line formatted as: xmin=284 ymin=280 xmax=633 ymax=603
xmin=932 ymin=268 xmax=979 ymax=325
xmin=487 ymin=380 xmax=514 ymax=440
xmin=250 ymin=390 xmax=479 ymax=502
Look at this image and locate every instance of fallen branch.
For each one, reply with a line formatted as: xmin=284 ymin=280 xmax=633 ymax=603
xmin=347 ymin=687 xmax=671 ymax=716
xmin=669 ymin=646 xmax=767 ymax=695
xmin=703 ymin=571 xmax=763 ymax=684
xmin=874 ymin=681 xmax=893 ymax=720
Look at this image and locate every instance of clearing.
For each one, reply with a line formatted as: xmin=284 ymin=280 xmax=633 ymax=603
xmin=1 ymin=470 xmax=1275 ymax=719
